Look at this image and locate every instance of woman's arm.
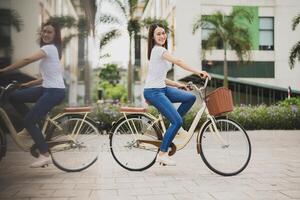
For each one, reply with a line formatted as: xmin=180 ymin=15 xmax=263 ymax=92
xmin=162 ymin=51 xmax=211 ymax=79
xmin=20 ymin=79 xmax=43 ymax=88
xmin=165 ymin=79 xmax=188 ymax=90
xmin=0 ymin=50 xmax=46 ymax=73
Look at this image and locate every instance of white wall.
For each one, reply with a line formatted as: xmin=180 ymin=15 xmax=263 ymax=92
xmin=243 ymin=0 xmax=300 ymax=90
xmin=174 ymin=0 xmax=202 ymax=81
xmin=174 ymin=0 xmax=300 ymax=91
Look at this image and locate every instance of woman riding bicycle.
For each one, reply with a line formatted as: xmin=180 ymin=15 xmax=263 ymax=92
xmin=0 ymin=20 xmax=65 ymax=168
xmin=144 ymin=23 xmax=211 ymax=166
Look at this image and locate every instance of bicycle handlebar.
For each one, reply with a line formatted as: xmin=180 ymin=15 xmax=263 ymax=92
xmin=187 ymin=77 xmax=209 ymax=91
xmin=0 ymin=81 xmax=19 ymax=100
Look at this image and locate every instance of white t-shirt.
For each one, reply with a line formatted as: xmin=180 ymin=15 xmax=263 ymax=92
xmin=144 ymin=45 xmax=171 ymax=88
xmin=40 ymin=44 xmax=65 ymax=88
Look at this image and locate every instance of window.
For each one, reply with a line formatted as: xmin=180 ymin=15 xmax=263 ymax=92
xmin=259 ymin=17 xmax=274 ymax=50
xmin=202 ymin=61 xmax=274 ymax=78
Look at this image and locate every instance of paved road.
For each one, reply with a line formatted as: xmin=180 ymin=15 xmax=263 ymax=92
xmin=0 ymin=130 xmax=300 ymax=200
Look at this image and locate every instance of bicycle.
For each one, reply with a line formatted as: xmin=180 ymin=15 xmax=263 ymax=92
xmin=109 ymin=78 xmax=251 ymax=176
xmin=0 ymin=81 xmax=101 ymax=172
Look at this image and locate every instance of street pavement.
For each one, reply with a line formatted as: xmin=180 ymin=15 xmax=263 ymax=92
xmin=0 ymin=130 xmax=300 ymax=200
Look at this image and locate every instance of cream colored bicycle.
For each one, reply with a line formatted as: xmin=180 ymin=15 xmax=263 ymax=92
xmin=0 ymin=81 xmax=101 ymax=172
xmin=109 ymin=78 xmax=251 ymax=176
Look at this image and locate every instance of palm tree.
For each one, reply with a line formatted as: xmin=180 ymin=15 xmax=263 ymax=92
xmin=106 ymin=0 xmax=139 ymax=103
xmin=48 ymin=13 xmax=121 ymax=104
xmin=289 ymin=14 xmax=300 ymax=69
xmin=49 ymin=13 xmax=121 ymax=49
xmin=0 ymin=8 xmax=23 ymax=65
xmin=192 ymin=8 xmax=253 ymax=88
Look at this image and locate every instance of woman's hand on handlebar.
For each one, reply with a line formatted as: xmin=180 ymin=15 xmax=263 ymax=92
xmin=199 ymin=71 xmax=211 ymax=80
xmin=177 ymin=83 xmax=190 ymax=91
xmin=20 ymin=82 xmax=29 ymax=89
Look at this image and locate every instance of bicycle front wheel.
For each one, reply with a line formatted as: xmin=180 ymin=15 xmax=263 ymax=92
xmin=110 ymin=114 xmax=161 ymax=171
xmin=199 ymin=117 xmax=251 ymax=176
xmin=49 ymin=117 xmax=100 ymax=172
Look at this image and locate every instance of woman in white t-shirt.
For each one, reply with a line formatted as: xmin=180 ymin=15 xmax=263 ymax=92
xmin=144 ymin=24 xmax=211 ymax=166
xmin=0 ymin=21 xmax=65 ymax=168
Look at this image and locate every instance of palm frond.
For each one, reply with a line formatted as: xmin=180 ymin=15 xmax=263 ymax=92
xmin=203 ymin=31 xmax=220 ymax=51
xmin=141 ymin=17 xmax=170 ymax=33
xmin=289 ymin=41 xmax=300 ymax=69
xmin=100 ymin=53 xmax=111 ymax=59
xmin=292 ymin=14 xmax=300 ymax=31
xmin=128 ymin=0 xmax=138 ymax=16
xmin=62 ymin=34 xmax=77 ymax=49
xmin=0 ymin=8 xmax=23 ymax=31
xmin=99 ymin=29 xmax=122 ymax=50
xmin=97 ymin=13 xmax=121 ymax=25
xmin=193 ymin=13 xmax=224 ymax=37
xmin=229 ymin=26 xmax=252 ymax=62
xmin=231 ymin=7 xmax=253 ymax=24
xmin=105 ymin=0 xmax=127 ymax=18
xmin=128 ymin=19 xmax=140 ymax=35
xmin=48 ymin=16 xmax=77 ymax=28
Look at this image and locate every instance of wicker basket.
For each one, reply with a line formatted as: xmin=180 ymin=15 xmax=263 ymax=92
xmin=205 ymin=87 xmax=233 ymax=116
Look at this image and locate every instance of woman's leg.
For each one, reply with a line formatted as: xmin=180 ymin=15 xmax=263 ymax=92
xmin=165 ymin=87 xmax=196 ymax=116
xmin=144 ymin=89 xmax=183 ymax=152
xmin=8 ymin=87 xmax=43 ymax=131
xmin=9 ymin=87 xmax=43 ymax=119
xmin=23 ymin=88 xmax=65 ymax=155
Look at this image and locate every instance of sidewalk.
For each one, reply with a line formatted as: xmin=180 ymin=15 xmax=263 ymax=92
xmin=0 ymin=130 xmax=300 ymax=200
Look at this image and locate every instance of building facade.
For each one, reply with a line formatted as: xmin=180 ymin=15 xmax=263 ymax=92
xmin=141 ymin=0 xmax=300 ymax=105
xmin=0 ymin=0 xmax=95 ymax=105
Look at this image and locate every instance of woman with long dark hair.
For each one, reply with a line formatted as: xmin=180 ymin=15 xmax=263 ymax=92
xmin=144 ymin=24 xmax=211 ymax=166
xmin=0 ymin=21 xmax=65 ymax=168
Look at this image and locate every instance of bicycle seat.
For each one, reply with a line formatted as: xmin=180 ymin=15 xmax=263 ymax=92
xmin=120 ymin=107 xmax=147 ymax=113
xmin=63 ymin=106 xmax=92 ymax=113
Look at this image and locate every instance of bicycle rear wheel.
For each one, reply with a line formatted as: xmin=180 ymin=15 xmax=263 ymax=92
xmin=49 ymin=117 xmax=100 ymax=172
xmin=110 ymin=114 xmax=161 ymax=171
xmin=199 ymin=117 xmax=251 ymax=176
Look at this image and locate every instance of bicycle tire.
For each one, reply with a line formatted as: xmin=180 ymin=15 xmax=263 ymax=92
xmin=198 ymin=116 xmax=251 ymax=176
xmin=110 ymin=114 xmax=162 ymax=171
xmin=49 ymin=117 xmax=100 ymax=172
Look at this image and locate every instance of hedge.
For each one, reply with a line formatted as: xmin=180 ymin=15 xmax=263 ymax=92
xmin=93 ymin=103 xmax=300 ymax=131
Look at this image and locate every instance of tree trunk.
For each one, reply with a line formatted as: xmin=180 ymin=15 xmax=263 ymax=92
xmin=84 ymin=37 xmax=91 ymax=105
xmin=223 ymin=43 xmax=228 ymax=88
xmin=127 ymin=33 xmax=133 ymax=103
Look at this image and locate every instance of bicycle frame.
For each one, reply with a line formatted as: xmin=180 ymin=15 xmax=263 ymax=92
xmin=120 ymin=78 xmax=228 ymax=153
xmin=0 ymin=103 xmax=92 ymax=153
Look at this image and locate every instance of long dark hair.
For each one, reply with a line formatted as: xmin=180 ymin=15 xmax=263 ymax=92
xmin=39 ymin=21 xmax=62 ymax=59
xmin=147 ymin=23 xmax=168 ymax=60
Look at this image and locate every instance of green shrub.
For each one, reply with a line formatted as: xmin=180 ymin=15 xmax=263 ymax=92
xmin=92 ymin=103 xmax=300 ymax=132
xmin=92 ymin=103 xmax=122 ymax=131
xmin=228 ymin=105 xmax=300 ymax=130
xmin=277 ymin=97 xmax=300 ymax=107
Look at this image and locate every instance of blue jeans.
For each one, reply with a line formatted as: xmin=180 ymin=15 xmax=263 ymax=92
xmin=144 ymin=87 xmax=196 ymax=152
xmin=9 ymin=87 xmax=65 ymax=154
